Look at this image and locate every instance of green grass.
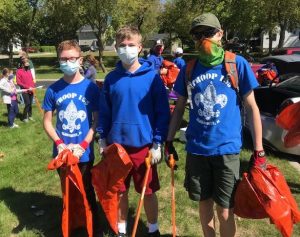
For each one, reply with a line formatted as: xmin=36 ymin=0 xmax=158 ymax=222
xmin=0 ymin=90 xmax=300 ymax=237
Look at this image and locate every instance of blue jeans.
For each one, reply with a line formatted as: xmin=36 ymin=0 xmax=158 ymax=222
xmin=7 ymin=100 xmax=19 ymax=126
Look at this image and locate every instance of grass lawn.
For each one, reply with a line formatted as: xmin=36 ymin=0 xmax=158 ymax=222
xmin=0 ymin=89 xmax=300 ymax=236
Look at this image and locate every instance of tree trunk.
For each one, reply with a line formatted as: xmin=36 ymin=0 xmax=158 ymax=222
xmin=98 ymin=46 xmax=106 ymax=73
xmin=25 ymin=1 xmax=39 ymax=52
xmin=268 ymin=30 xmax=273 ymax=55
xmin=8 ymin=42 xmax=13 ymax=68
xmin=278 ymin=21 xmax=287 ymax=48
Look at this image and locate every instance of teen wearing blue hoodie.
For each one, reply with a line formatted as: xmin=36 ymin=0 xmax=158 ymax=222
xmin=97 ymin=26 xmax=170 ymax=237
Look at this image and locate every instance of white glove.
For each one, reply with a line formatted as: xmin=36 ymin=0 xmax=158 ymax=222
xmin=150 ymin=143 xmax=162 ymax=165
xmin=57 ymin=143 xmax=67 ymax=154
xmin=98 ymin=138 xmax=107 ymax=154
xmin=70 ymin=144 xmax=86 ymax=159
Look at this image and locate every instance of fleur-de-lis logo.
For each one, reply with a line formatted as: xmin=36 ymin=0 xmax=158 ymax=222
xmin=194 ymin=82 xmax=227 ymax=121
xmin=59 ymin=100 xmax=86 ymax=133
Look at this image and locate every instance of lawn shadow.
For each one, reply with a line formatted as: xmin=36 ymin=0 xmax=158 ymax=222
xmin=0 ymin=187 xmax=62 ymax=237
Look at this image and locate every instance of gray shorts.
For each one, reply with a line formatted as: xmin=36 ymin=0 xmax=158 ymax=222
xmin=184 ymin=153 xmax=240 ymax=208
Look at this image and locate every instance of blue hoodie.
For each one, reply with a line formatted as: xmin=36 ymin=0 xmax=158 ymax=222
xmin=97 ymin=59 xmax=170 ymax=147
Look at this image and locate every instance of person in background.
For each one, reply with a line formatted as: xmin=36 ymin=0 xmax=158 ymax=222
xmin=173 ymin=47 xmax=186 ymax=70
xmin=42 ymin=40 xmax=102 ymax=237
xmin=98 ymin=26 xmax=170 ymax=237
xmin=19 ymin=51 xmax=36 ymax=83
xmin=83 ymin=54 xmax=99 ymax=84
xmin=16 ymin=58 xmax=35 ymax=122
xmin=165 ymin=12 xmax=266 ymax=237
xmin=142 ymin=49 xmax=150 ymax=59
xmin=0 ymin=68 xmax=27 ymax=128
xmin=148 ymin=39 xmax=167 ymax=76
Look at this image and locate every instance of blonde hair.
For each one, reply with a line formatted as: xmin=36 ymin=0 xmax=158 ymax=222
xmin=84 ymin=54 xmax=99 ymax=66
xmin=115 ymin=26 xmax=142 ymax=45
xmin=57 ymin=40 xmax=81 ymax=56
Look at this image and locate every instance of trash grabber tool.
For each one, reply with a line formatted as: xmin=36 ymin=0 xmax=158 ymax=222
xmin=32 ymin=88 xmax=43 ymax=115
xmin=131 ymin=152 xmax=152 ymax=237
xmin=169 ymin=154 xmax=176 ymax=237
xmin=65 ymin=166 xmax=70 ymax=237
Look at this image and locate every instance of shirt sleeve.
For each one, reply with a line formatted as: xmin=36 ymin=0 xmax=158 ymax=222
xmin=42 ymin=87 xmax=56 ymax=111
xmin=151 ymin=74 xmax=170 ymax=143
xmin=96 ymin=78 xmax=112 ymax=139
xmin=173 ymin=64 xmax=188 ymax=98
xmin=236 ymin=56 xmax=259 ymax=96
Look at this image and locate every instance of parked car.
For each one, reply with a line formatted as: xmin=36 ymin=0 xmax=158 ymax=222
xmin=244 ymin=74 xmax=300 ymax=156
xmin=272 ymin=47 xmax=300 ymax=56
xmin=251 ymin=54 xmax=300 ymax=83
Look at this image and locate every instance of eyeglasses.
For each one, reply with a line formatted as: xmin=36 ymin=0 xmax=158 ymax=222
xmin=59 ymin=57 xmax=80 ymax=63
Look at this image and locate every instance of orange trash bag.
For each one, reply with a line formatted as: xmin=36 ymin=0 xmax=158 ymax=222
xmin=276 ymin=101 xmax=300 ymax=148
xmin=47 ymin=150 xmax=93 ymax=237
xmin=161 ymin=60 xmax=180 ymax=89
xmin=91 ymin=143 xmax=132 ymax=234
xmin=234 ymin=164 xmax=300 ymax=237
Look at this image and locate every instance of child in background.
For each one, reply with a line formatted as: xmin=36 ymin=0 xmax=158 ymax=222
xmin=173 ymin=47 xmax=186 ymax=70
xmin=0 ymin=68 xmax=27 ymax=128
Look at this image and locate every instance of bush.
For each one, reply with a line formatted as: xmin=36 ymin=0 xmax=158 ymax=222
xmin=39 ymin=46 xmax=56 ymax=53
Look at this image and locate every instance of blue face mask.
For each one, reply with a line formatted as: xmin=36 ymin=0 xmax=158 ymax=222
xmin=60 ymin=60 xmax=80 ymax=76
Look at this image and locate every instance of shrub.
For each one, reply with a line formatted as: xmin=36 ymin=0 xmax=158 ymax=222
xmin=39 ymin=46 xmax=56 ymax=53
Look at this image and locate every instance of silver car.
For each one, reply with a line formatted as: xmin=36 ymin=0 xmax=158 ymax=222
xmin=246 ymin=74 xmax=300 ymax=156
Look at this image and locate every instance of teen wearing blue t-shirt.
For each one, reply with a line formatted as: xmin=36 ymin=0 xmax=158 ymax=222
xmin=165 ymin=13 xmax=266 ymax=237
xmin=97 ymin=26 xmax=169 ymax=237
xmin=42 ymin=40 xmax=102 ymax=236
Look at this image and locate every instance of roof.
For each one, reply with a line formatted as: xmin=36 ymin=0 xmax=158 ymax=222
xmin=262 ymin=54 xmax=300 ymax=63
xmin=77 ymin=25 xmax=97 ymax=33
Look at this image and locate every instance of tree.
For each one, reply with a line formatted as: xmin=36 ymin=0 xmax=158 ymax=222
xmin=112 ymin=0 xmax=161 ymax=42
xmin=75 ymin=0 xmax=117 ymax=72
xmin=36 ymin=0 xmax=83 ymax=56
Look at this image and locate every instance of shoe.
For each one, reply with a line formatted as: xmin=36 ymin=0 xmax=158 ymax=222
xmin=9 ymin=123 xmax=19 ymax=129
xmin=23 ymin=119 xmax=29 ymax=123
xmin=118 ymin=233 xmax=128 ymax=237
xmin=28 ymin=117 xmax=35 ymax=121
xmin=148 ymin=230 xmax=160 ymax=237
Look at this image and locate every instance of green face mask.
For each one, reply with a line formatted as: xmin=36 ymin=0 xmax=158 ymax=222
xmin=196 ymin=38 xmax=224 ymax=67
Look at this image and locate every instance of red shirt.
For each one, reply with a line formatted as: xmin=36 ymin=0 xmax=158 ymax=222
xmin=16 ymin=68 xmax=35 ymax=92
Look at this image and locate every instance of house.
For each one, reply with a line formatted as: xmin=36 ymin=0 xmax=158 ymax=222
xmin=76 ymin=25 xmax=114 ymax=51
xmin=261 ymin=26 xmax=300 ymax=50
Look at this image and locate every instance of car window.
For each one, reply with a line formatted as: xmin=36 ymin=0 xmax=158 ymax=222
xmin=277 ymin=75 xmax=300 ymax=93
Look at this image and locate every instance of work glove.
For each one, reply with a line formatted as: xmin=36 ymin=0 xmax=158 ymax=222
xmin=150 ymin=143 xmax=162 ymax=165
xmin=55 ymin=139 xmax=67 ymax=154
xmin=69 ymin=141 xmax=89 ymax=159
xmin=98 ymin=138 xmax=107 ymax=154
xmin=164 ymin=141 xmax=179 ymax=170
xmin=249 ymin=150 xmax=267 ymax=170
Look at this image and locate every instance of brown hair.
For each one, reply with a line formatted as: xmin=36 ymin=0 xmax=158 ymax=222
xmin=57 ymin=40 xmax=81 ymax=56
xmin=115 ymin=26 xmax=142 ymax=45
xmin=84 ymin=54 xmax=99 ymax=66
xmin=2 ymin=68 xmax=9 ymax=76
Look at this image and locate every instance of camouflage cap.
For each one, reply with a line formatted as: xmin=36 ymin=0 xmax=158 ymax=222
xmin=190 ymin=13 xmax=221 ymax=34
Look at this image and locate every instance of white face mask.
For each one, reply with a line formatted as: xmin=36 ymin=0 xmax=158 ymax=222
xmin=117 ymin=46 xmax=139 ymax=65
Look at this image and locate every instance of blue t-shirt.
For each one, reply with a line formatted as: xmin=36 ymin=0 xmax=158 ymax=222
xmin=173 ymin=57 xmax=186 ymax=70
xmin=174 ymin=55 xmax=258 ymax=156
xmin=148 ymin=54 xmax=164 ymax=73
xmin=43 ymin=78 xmax=100 ymax=162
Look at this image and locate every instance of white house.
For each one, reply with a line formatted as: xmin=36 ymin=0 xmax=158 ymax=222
xmin=262 ymin=26 xmax=300 ymax=49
